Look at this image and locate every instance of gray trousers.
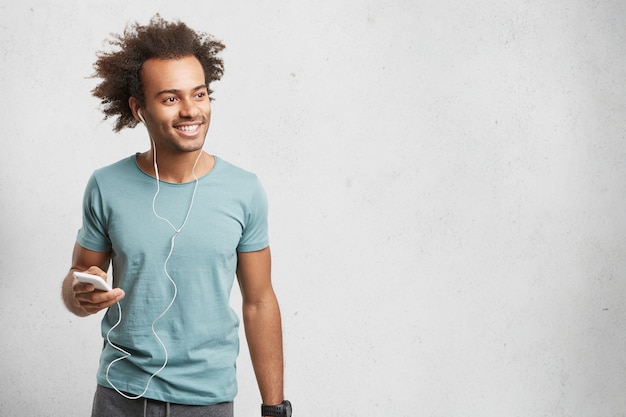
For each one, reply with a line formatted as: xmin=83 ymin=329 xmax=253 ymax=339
xmin=91 ymin=385 xmax=234 ymax=417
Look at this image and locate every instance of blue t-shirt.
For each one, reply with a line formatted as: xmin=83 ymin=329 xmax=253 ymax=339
xmin=76 ymin=154 xmax=269 ymax=405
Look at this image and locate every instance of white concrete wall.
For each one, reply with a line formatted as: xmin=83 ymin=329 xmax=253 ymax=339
xmin=1 ymin=1 xmax=625 ymax=415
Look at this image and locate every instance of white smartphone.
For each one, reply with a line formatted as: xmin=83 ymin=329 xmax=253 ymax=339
xmin=73 ymin=271 xmax=112 ymax=291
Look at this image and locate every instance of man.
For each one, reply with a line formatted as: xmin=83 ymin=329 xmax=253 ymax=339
xmin=61 ymin=15 xmax=291 ymax=417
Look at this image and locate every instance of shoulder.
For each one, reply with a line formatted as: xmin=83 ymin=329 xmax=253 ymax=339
xmin=92 ymin=155 xmax=138 ymax=178
xmin=214 ymin=157 xmax=258 ymax=179
xmin=86 ymin=155 xmax=147 ymax=197
xmin=212 ymin=157 xmax=264 ymax=188
xmin=89 ymin=155 xmax=147 ymax=189
xmin=211 ymin=157 xmax=268 ymax=210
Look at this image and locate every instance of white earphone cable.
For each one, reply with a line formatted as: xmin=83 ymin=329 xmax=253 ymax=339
xmin=105 ymin=121 xmax=202 ymax=399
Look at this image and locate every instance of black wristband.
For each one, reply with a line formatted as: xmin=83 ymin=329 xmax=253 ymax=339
xmin=261 ymin=400 xmax=292 ymax=416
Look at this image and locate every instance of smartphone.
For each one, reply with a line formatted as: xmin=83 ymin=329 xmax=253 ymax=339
xmin=73 ymin=271 xmax=112 ymax=291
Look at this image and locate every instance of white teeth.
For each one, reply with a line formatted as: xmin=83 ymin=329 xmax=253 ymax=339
xmin=177 ymin=124 xmax=199 ymax=132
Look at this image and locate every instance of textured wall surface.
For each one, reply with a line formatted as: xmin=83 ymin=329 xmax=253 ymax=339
xmin=1 ymin=1 xmax=625 ymax=416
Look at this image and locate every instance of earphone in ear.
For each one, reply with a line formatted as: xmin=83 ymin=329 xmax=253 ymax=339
xmin=138 ymin=110 xmax=146 ymax=125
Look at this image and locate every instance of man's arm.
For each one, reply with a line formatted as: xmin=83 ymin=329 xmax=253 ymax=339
xmin=237 ymin=246 xmax=284 ymax=407
xmin=61 ymin=242 xmax=124 ymax=316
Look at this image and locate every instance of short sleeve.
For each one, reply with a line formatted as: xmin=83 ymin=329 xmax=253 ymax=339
xmin=237 ymin=176 xmax=269 ymax=252
xmin=76 ymin=174 xmax=112 ymax=252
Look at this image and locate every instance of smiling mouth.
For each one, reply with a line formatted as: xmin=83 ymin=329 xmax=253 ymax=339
xmin=175 ymin=124 xmax=201 ymax=133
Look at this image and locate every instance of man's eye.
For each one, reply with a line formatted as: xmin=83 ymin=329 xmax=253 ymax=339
xmin=195 ymin=91 xmax=206 ymax=99
xmin=164 ymin=97 xmax=177 ymax=103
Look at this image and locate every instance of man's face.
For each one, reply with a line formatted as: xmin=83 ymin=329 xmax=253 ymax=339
xmin=139 ymin=55 xmax=211 ymax=154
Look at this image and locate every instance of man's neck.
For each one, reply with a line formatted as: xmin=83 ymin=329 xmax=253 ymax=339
xmin=137 ymin=150 xmax=214 ymax=183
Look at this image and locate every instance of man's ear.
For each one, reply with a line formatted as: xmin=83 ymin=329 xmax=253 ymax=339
xmin=128 ymin=97 xmax=143 ymax=123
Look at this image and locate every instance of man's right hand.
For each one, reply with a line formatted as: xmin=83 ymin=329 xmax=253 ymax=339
xmin=71 ymin=268 xmax=125 ymax=315
xmin=62 ymin=243 xmax=119 ymax=317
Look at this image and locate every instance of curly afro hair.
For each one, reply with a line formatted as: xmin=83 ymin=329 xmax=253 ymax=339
xmin=91 ymin=15 xmax=225 ymax=132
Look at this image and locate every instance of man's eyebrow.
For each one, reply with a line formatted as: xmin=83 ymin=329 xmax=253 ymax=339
xmin=155 ymin=85 xmax=208 ymax=96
